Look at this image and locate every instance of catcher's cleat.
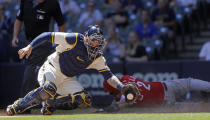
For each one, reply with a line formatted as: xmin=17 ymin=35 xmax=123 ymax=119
xmin=41 ymin=100 xmax=55 ymax=115
xmin=74 ymin=91 xmax=92 ymax=108
xmin=6 ymin=99 xmax=25 ymax=116
xmin=6 ymin=105 xmax=15 ymax=116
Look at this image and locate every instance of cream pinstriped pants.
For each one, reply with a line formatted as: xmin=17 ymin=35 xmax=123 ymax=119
xmin=37 ymin=60 xmax=83 ymax=96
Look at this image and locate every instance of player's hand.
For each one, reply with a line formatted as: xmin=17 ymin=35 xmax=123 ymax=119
xmin=121 ymin=84 xmax=139 ymax=104
xmin=18 ymin=45 xmax=33 ymax=59
xmin=12 ymin=37 xmax=19 ymax=47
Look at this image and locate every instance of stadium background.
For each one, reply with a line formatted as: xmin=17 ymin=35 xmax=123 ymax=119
xmin=0 ymin=0 xmax=210 ymax=109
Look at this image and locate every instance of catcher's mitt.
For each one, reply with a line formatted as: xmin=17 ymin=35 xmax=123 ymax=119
xmin=121 ymin=84 xmax=139 ymax=104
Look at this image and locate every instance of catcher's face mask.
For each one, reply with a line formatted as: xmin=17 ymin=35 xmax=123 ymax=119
xmin=84 ymin=25 xmax=106 ymax=60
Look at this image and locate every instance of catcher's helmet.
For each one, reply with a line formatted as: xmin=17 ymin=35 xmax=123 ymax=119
xmin=84 ymin=25 xmax=106 ymax=60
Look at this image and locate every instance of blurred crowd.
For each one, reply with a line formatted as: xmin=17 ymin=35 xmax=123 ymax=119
xmin=0 ymin=0 xmax=210 ymax=63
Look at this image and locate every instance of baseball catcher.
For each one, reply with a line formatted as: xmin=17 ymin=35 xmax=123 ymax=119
xmin=6 ymin=25 xmax=138 ymax=115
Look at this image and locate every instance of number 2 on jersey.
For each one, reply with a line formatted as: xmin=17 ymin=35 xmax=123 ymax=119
xmin=136 ymin=81 xmax=151 ymax=91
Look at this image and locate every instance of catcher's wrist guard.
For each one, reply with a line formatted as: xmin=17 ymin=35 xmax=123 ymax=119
xmin=121 ymin=84 xmax=139 ymax=104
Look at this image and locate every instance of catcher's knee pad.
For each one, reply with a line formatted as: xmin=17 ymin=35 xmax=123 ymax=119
xmin=41 ymin=81 xmax=57 ymax=99
xmin=74 ymin=91 xmax=92 ymax=108
xmin=41 ymin=100 xmax=55 ymax=115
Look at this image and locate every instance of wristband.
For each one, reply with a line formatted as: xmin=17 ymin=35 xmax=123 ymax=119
xmin=117 ymin=83 xmax=124 ymax=91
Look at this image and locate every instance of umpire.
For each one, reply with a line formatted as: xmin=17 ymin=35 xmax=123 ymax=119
xmin=11 ymin=0 xmax=65 ymax=98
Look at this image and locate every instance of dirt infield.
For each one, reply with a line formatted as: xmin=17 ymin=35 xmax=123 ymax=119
xmin=124 ymin=102 xmax=210 ymax=113
xmin=0 ymin=112 xmax=6 ymax=116
xmin=0 ymin=102 xmax=210 ymax=117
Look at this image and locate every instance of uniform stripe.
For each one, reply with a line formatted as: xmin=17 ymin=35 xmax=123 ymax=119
xmin=71 ymin=33 xmax=78 ymax=49
xmin=72 ymin=95 xmax=75 ymax=104
xmin=52 ymin=32 xmax=55 ymax=44
xmin=98 ymin=68 xmax=110 ymax=73
xmin=56 ymin=95 xmax=67 ymax=100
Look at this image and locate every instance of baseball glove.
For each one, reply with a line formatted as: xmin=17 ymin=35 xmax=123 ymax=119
xmin=121 ymin=84 xmax=139 ymax=104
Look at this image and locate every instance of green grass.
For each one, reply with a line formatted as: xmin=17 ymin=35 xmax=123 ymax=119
xmin=1 ymin=104 xmax=210 ymax=120
xmin=1 ymin=113 xmax=210 ymax=120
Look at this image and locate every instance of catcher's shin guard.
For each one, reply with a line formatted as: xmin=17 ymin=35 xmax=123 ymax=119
xmin=6 ymin=81 xmax=57 ymax=116
xmin=41 ymin=94 xmax=75 ymax=115
xmin=41 ymin=91 xmax=92 ymax=115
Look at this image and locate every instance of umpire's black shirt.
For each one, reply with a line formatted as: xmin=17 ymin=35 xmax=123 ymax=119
xmin=17 ymin=0 xmax=64 ymax=66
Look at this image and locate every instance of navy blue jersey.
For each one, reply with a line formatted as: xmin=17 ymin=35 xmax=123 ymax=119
xmin=58 ymin=33 xmax=93 ymax=77
xmin=30 ymin=32 xmax=113 ymax=80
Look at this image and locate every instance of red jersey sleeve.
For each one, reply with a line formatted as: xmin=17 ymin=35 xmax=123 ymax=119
xmin=103 ymin=75 xmax=134 ymax=96
xmin=103 ymin=80 xmax=120 ymax=96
